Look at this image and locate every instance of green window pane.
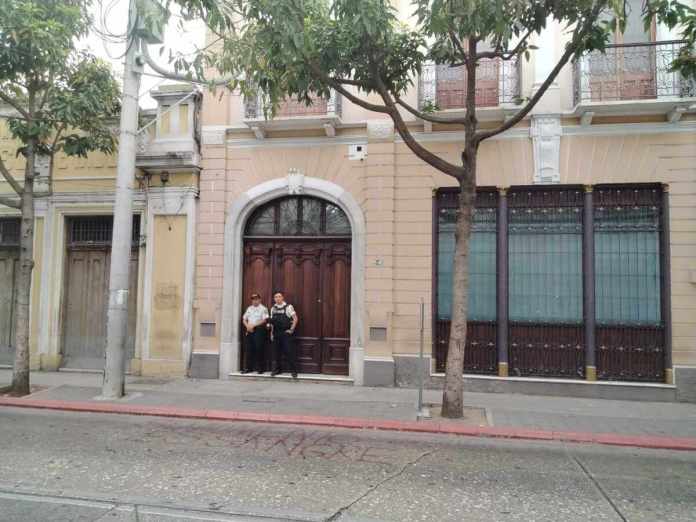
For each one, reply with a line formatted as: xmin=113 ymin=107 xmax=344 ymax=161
xmin=508 ymin=206 xmax=583 ymax=323
xmin=594 ymin=205 xmax=661 ymax=325
xmin=437 ymin=207 xmax=497 ymax=321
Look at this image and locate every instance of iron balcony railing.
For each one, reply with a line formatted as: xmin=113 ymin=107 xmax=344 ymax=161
xmin=573 ymin=40 xmax=696 ymax=104
xmin=419 ymin=58 xmax=520 ymax=111
xmin=244 ymin=90 xmax=342 ymax=120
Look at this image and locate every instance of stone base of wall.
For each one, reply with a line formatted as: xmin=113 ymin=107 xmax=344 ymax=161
xmin=675 ymin=366 xmax=696 ymax=403
xmin=381 ymin=357 xmax=680 ymax=403
xmin=141 ymin=359 xmax=187 ymax=377
xmin=363 ymin=357 xmax=395 ymax=387
xmin=39 ymin=353 xmax=62 ymax=371
xmin=189 ymin=353 xmax=220 ymax=379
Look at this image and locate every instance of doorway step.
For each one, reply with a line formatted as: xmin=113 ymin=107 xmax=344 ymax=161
xmin=229 ymin=372 xmax=354 ymax=385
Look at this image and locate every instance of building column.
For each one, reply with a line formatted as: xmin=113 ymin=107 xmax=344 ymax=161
xmin=583 ymin=186 xmax=597 ymax=381
xmin=497 ymin=187 xmax=509 ymax=377
xmin=661 ymin=185 xmax=673 ymax=384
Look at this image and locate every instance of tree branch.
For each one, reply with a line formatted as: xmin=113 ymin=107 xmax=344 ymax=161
xmin=0 ymin=195 xmax=21 ymax=209
xmin=0 ymin=91 xmax=30 ymax=120
xmin=329 ymin=77 xmax=363 ymax=87
xmin=371 ymin=67 xmax=464 ymax=180
xmin=476 ymin=6 xmax=601 ymax=142
xmin=394 ymin=95 xmax=467 ymax=125
xmin=448 ymin=27 xmax=469 ymax=65
xmin=0 ymin=154 xmax=23 ymax=196
xmin=477 ymin=28 xmax=534 ymax=60
xmin=310 ymin=63 xmax=390 ymax=114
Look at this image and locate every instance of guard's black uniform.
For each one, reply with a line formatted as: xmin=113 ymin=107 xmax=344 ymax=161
xmin=270 ymin=304 xmax=298 ymax=376
xmin=244 ymin=326 xmax=266 ymax=372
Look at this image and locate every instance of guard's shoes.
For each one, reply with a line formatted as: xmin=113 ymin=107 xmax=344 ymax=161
xmin=256 ymin=370 xmax=264 ymax=374
xmin=271 ymin=369 xmax=282 ymax=376
xmin=240 ymin=369 xmax=252 ymax=374
xmin=291 ymin=372 xmax=298 ymax=379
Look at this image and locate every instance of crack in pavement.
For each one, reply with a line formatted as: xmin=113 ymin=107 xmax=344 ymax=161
xmin=569 ymin=453 xmax=627 ymax=522
xmin=324 ymin=448 xmax=438 ymax=522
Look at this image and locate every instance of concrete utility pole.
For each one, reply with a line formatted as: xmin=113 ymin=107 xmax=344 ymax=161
xmin=102 ymin=0 xmax=142 ymax=399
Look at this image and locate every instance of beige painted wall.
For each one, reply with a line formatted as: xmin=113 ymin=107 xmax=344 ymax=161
xmin=195 ymin=130 xmax=695 ymax=372
xmin=149 ymin=215 xmax=188 ymax=362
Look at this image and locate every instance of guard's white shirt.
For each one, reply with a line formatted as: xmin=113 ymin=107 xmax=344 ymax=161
xmin=243 ymin=304 xmax=269 ymax=325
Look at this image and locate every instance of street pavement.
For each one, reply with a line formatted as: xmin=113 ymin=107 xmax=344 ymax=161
xmin=2 ymin=369 xmax=696 ymax=438
xmin=1 ymin=407 xmax=696 ymax=521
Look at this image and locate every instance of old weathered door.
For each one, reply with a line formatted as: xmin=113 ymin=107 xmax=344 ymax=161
xmin=0 ymin=219 xmax=20 ymax=366
xmin=61 ymin=216 xmax=139 ymax=370
xmin=0 ymin=248 xmax=18 ymax=366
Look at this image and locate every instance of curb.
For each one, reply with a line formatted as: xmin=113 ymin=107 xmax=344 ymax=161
xmin=1 ymin=397 xmax=695 ymax=452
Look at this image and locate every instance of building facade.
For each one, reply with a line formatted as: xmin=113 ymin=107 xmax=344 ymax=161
xmin=191 ymin=1 xmax=696 ymax=401
xmin=0 ymin=86 xmax=201 ymax=377
xmin=1 ymin=2 xmax=695 ymax=403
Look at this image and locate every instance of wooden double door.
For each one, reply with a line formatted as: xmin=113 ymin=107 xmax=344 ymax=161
xmin=242 ymin=239 xmax=351 ymax=375
xmin=61 ymin=248 xmax=139 ymax=370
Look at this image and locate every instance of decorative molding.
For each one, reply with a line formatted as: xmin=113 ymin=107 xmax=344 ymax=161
xmin=287 ymin=168 xmax=305 ymax=195
xmin=580 ymin=111 xmax=594 ymax=126
xmin=201 ymin=126 xmax=227 ymax=146
xmin=530 ymin=115 xmax=562 ymax=184
xmin=667 ymin=106 xmax=687 ymax=124
xmin=366 ymin=119 xmax=394 ymax=141
xmin=220 ymin=176 xmax=366 ymax=384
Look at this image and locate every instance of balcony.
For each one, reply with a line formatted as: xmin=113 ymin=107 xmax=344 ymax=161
xmin=573 ymin=40 xmax=696 ymax=122
xmin=418 ymin=58 xmax=520 ymax=123
xmin=243 ymin=91 xmax=342 ymax=138
xmin=136 ymin=85 xmax=202 ymax=173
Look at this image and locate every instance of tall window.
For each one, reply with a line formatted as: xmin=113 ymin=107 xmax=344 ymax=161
xmin=436 ymin=191 xmax=497 ymax=321
xmin=594 ymin=187 xmax=662 ymax=325
xmin=508 ymin=189 xmax=584 ymax=324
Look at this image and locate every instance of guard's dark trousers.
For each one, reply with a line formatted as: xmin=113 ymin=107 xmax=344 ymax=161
xmin=274 ymin=332 xmax=298 ymax=375
xmin=244 ymin=328 xmax=266 ymax=372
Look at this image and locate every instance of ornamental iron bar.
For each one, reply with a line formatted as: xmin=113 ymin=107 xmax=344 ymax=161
xmin=0 ymin=219 xmax=20 ymax=247
xmin=573 ymin=40 xmax=696 ymax=104
xmin=434 ymin=188 xmax=498 ymax=374
xmin=593 ymin=184 xmax=665 ymax=382
xmin=507 ymin=187 xmax=585 ymax=378
xmin=245 ymin=90 xmax=342 ymax=119
xmin=419 ymin=58 xmax=520 ymax=110
xmin=433 ymin=184 xmax=668 ymax=382
xmin=66 ymin=215 xmax=141 ymax=249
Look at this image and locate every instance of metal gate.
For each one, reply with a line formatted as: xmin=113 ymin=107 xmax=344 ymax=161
xmin=61 ymin=216 xmax=140 ymax=370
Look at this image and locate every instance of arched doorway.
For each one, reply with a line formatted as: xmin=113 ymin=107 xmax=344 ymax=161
xmin=242 ymin=196 xmax=352 ymax=375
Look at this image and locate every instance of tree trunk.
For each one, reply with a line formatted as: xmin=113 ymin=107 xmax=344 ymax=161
xmin=441 ymin=173 xmax=476 ymax=418
xmin=11 ymin=139 xmax=36 ymax=396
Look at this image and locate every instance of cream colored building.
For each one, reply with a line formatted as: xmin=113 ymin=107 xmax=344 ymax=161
xmin=0 ymin=85 xmax=201 ymax=377
xmin=190 ymin=2 xmax=696 ymax=402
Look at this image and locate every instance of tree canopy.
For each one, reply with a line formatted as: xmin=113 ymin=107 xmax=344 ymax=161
xmin=0 ymin=0 xmax=121 ymax=202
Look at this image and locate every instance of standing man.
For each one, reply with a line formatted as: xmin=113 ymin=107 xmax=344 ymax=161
xmin=241 ymin=293 xmax=269 ymax=374
xmin=269 ymin=291 xmax=299 ymax=378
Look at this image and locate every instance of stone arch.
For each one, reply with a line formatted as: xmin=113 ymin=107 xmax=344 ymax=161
xmin=220 ymin=176 xmax=366 ymax=383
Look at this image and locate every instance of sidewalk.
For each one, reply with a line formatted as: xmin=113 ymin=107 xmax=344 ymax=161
xmin=2 ymin=369 xmax=696 ymax=450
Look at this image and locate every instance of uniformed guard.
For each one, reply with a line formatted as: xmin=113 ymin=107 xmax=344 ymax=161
xmin=241 ymin=293 xmax=269 ymax=374
xmin=268 ymin=291 xmax=299 ymax=378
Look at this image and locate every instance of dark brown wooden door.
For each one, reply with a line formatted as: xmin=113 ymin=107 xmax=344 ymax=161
xmin=242 ymin=239 xmax=351 ymax=375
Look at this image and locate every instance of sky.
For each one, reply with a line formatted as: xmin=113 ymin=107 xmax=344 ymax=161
xmin=83 ymin=0 xmax=207 ymax=109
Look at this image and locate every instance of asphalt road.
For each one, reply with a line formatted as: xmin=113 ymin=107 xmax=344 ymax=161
xmin=1 ymin=408 xmax=695 ymax=521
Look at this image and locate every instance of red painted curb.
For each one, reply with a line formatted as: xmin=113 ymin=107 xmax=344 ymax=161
xmin=2 ymin=397 xmax=695 ymax=452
